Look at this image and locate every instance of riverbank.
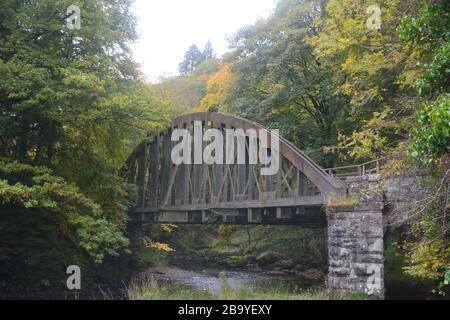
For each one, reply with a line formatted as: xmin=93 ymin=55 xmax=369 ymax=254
xmin=127 ymin=279 xmax=328 ymax=300
xmin=126 ymin=266 xmax=375 ymax=300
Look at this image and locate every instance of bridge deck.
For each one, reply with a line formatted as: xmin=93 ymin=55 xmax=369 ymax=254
xmin=129 ymin=206 xmax=327 ymax=228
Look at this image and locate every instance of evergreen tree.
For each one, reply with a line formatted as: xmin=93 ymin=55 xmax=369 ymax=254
xmin=178 ymin=44 xmax=203 ymax=75
xmin=178 ymin=41 xmax=215 ymax=75
xmin=202 ymin=40 xmax=215 ymax=60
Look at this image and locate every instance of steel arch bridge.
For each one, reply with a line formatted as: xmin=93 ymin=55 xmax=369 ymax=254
xmin=126 ymin=112 xmax=347 ymax=227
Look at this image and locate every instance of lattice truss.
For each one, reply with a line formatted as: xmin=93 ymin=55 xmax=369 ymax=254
xmin=127 ymin=121 xmax=321 ymax=212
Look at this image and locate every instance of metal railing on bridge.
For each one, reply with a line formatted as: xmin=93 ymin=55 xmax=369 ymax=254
xmin=325 ymin=158 xmax=385 ymax=179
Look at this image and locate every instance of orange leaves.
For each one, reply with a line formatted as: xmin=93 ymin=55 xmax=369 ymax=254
xmin=194 ymin=63 xmax=235 ymax=112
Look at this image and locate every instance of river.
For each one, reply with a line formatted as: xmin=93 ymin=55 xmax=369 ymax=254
xmin=140 ymin=265 xmax=321 ymax=297
xmin=1 ymin=262 xmax=443 ymax=300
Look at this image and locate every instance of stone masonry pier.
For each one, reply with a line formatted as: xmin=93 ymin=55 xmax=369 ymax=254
xmin=327 ymin=174 xmax=385 ymax=298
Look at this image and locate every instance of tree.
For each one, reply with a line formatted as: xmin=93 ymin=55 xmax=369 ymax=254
xmin=152 ymin=59 xmax=220 ymax=115
xmin=396 ymin=0 xmax=449 ymax=291
xmin=227 ymin=0 xmax=351 ymax=167
xmin=178 ymin=44 xmax=203 ymax=75
xmin=195 ymin=62 xmax=235 ymax=112
xmin=178 ymin=42 xmax=216 ymax=75
xmin=0 ymin=161 xmax=129 ymax=289
xmin=151 ymin=74 xmax=207 ymax=115
xmin=310 ymin=0 xmax=423 ymax=161
xmin=312 ymin=0 xmax=449 ymax=292
xmin=397 ymin=0 xmax=450 ymax=161
xmin=0 ymin=0 xmax=171 ymax=292
xmin=411 ymin=95 xmax=449 ymax=161
xmin=202 ymin=40 xmax=215 ymax=60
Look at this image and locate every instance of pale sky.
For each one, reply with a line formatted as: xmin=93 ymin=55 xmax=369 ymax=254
xmin=132 ymin=0 xmax=276 ymax=82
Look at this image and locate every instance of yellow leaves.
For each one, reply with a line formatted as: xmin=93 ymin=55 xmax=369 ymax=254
xmin=161 ymin=223 xmax=177 ymax=234
xmin=218 ymin=225 xmax=236 ymax=238
xmin=194 ymin=63 xmax=235 ymax=112
xmin=143 ymin=224 xmax=177 ymax=252
xmin=338 ymin=108 xmax=392 ymax=160
xmin=395 ymin=50 xmax=423 ymax=90
xmin=403 ymin=240 xmax=450 ymax=281
xmin=310 ymin=0 xmax=417 ymax=111
xmin=381 ymin=153 xmax=406 ymax=176
xmin=144 ymin=238 xmax=175 ymax=253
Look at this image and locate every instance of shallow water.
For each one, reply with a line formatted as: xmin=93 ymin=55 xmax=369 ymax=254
xmin=142 ymin=265 xmax=321 ymax=296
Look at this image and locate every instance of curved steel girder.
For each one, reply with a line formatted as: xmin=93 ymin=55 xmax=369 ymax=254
xmin=167 ymin=112 xmax=347 ymax=197
xmin=126 ymin=112 xmax=347 ymax=198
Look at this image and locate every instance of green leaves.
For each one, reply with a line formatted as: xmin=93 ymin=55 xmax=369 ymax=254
xmin=0 ymin=1 xmax=173 ymax=291
xmin=396 ymin=2 xmax=450 ymax=293
xmin=417 ymin=43 xmax=450 ymax=96
xmin=397 ymin=0 xmax=450 ymax=96
xmin=444 ymin=268 xmax=450 ymax=286
xmin=73 ymin=215 xmax=129 ymax=263
xmin=411 ymin=94 xmax=450 ymax=161
xmin=0 ymin=160 xmax=128 ymax=263
xmin=227 ymin=0 xmax=351 ymax=167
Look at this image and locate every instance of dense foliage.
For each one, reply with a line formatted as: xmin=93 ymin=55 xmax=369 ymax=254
xmin=396 ymin=0 xmax=449 ymax=291
xmin=0 ymin=0 xmax=448 ymax=296
xmin=0 ymin=0 xmax=171 ymax=292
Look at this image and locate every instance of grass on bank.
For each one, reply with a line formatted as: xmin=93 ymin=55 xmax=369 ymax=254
xmin=126 ymin=275 xmax=376 ymax=300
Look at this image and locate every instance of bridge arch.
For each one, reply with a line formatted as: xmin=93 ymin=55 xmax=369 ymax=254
xmin=126 ymin=112 xmax=347 ymax=225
